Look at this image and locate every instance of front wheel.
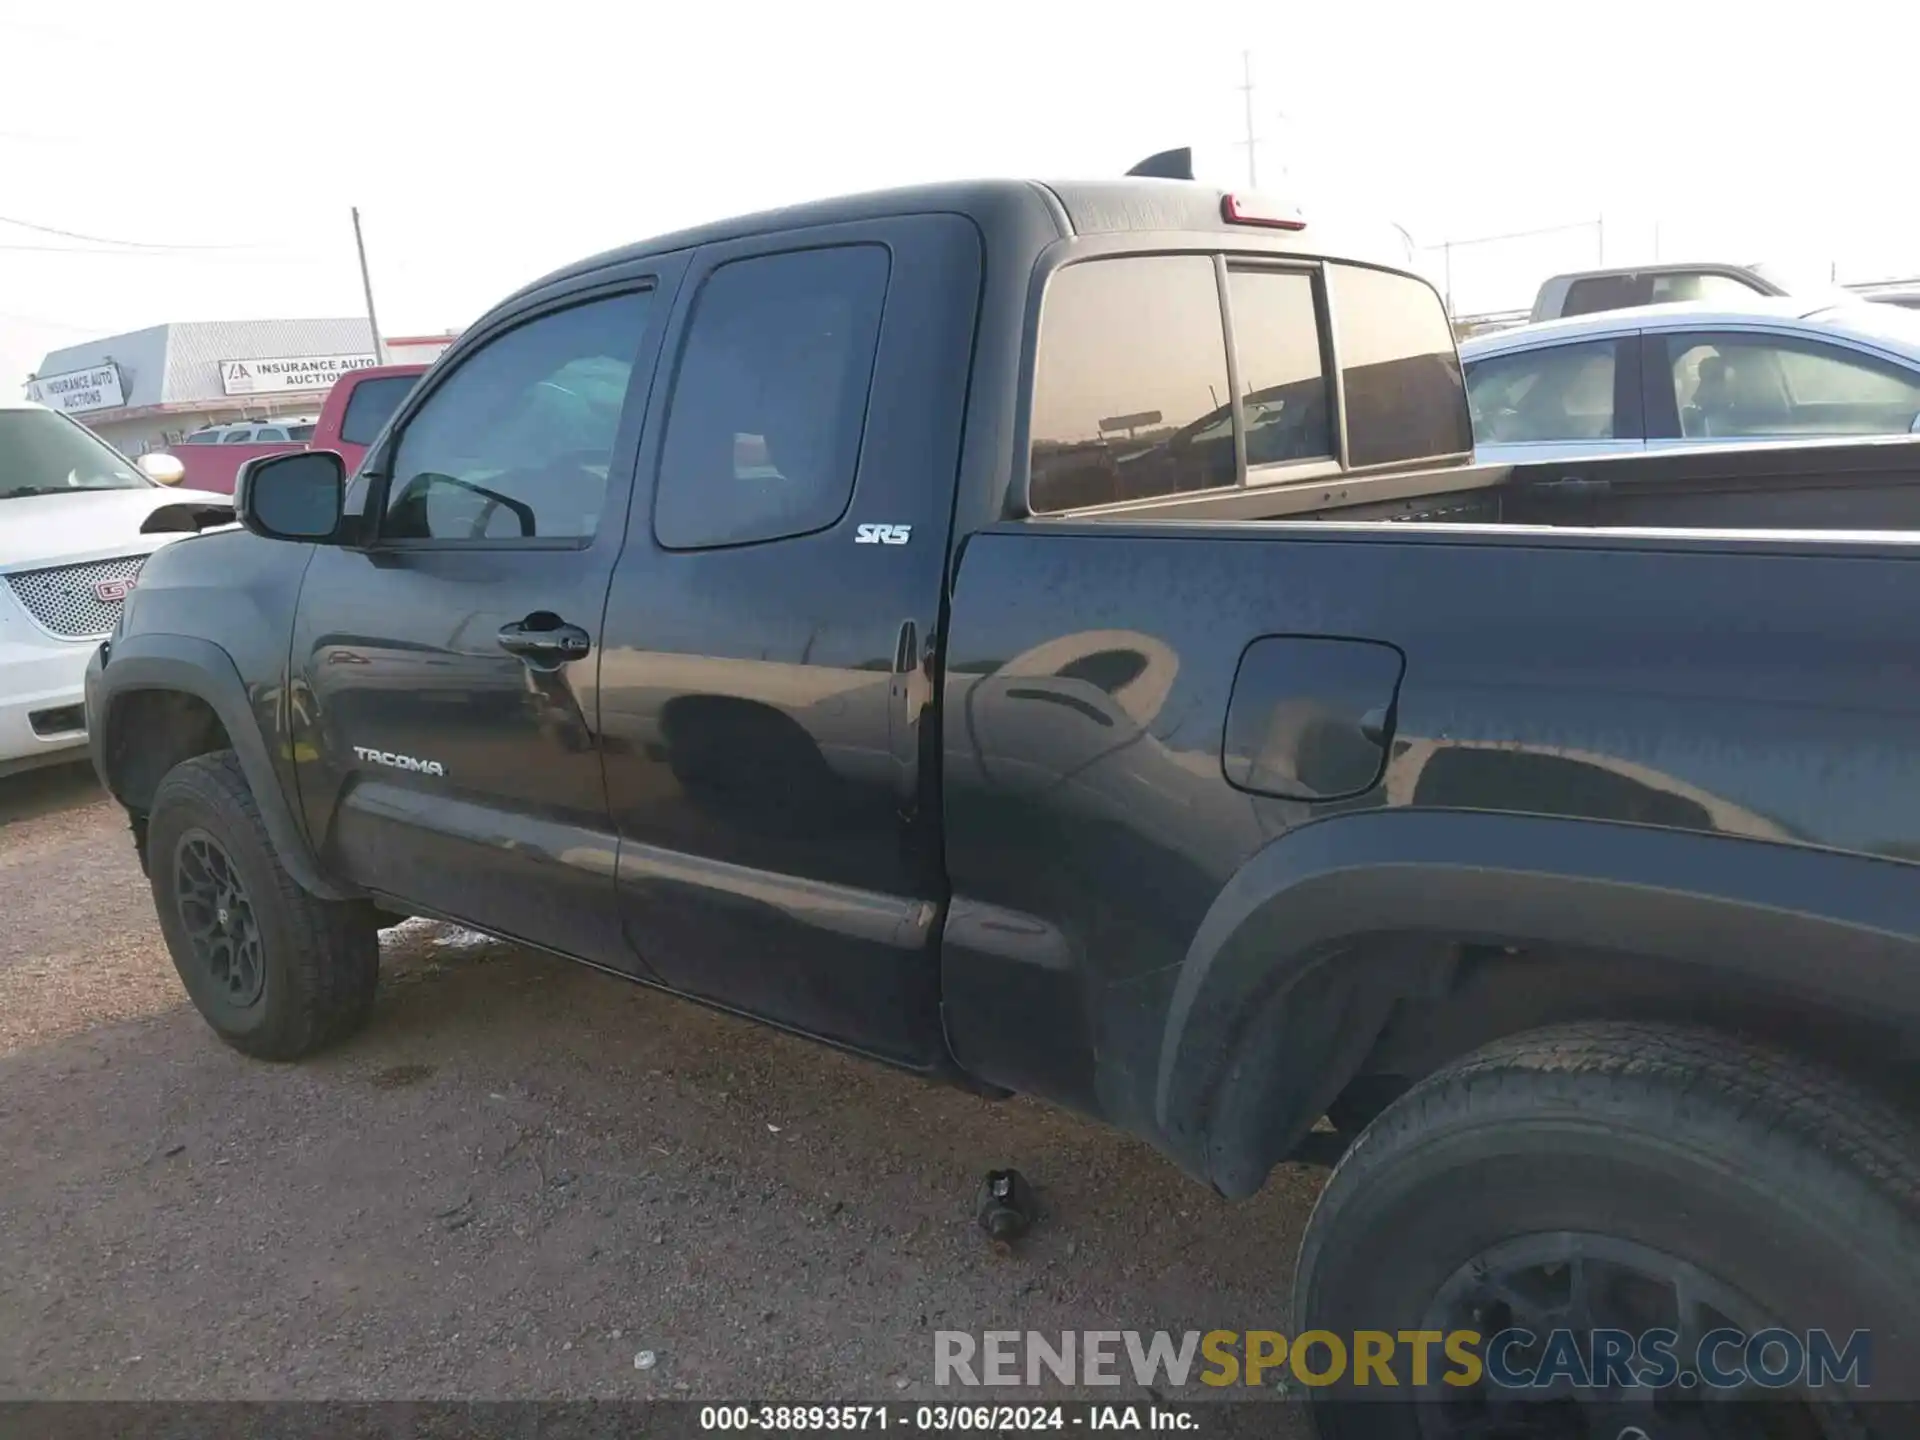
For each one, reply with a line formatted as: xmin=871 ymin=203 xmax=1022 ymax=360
xmin=147 ymin=751 xmax=379 ymax=1060
xmin=1294 ymin=1021 xmax=1920 ymax=1438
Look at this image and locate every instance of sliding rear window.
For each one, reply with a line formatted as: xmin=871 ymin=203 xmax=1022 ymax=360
xmin=1226 ymin=266 xmax=1334 ymax=473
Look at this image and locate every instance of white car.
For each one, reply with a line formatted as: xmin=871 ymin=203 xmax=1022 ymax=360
xmin=1461 ymin=299 xmax=1920 ymax=466
xmin=1 ymin=399 xmax=231 ymax=777
xmin=176 ymin=418 xmax=318 ymax=446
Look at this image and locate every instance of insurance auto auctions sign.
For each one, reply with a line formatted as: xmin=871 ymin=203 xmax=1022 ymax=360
xmin=24 ymin=362 xmax=125 ymax=415
xmin=220 ymin=353 xmax=377 ymax=396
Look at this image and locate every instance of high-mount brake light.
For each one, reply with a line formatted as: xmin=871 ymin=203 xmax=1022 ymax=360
xmin=1222 ymin=193 xmax=1306 ymax=230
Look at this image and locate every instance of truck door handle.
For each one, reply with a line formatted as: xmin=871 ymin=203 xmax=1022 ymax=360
xmin=889 ymin=619 xmax=921 ymax=807
xmin=497 ymin=614 xmax=592 ymax=669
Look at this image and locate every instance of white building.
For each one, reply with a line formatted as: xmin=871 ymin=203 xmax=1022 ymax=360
xmin=26 ymin=319 xmax=456 ymax=454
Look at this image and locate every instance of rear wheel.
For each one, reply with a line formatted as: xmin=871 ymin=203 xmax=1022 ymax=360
xmin=1294 ymin=1021 xmax=1920 ymax=1438
xmin=147 ymin=751 xmax=379 ymax=1060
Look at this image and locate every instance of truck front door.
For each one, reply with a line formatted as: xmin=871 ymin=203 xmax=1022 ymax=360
xmin=291 ymin=260 xmax=682 ymax=965
xmin=598 ymin=216 xmax=981 ymax=1067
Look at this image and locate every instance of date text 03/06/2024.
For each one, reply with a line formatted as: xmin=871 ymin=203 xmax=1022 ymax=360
xmin=698 ymin=1406 xmax=1193 ymax=1431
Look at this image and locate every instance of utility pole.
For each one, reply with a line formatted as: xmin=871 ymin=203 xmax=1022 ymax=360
xmin=351 ymin=206 xmax=387 ymax=365
xmin=1237 ymin=50 xmax=1258 ymax=187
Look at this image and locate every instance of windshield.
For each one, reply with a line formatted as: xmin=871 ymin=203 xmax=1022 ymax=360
xmin=0 ymin=408 xmax=149 ymax=499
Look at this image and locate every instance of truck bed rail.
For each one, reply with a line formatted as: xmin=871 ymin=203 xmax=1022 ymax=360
xmin=1055 ymin=435 xmax=1920 ymax=535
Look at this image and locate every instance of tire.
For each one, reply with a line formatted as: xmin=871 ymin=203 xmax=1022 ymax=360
xmin=1294 ymin=1021 xmax=1920 ymax=1438
xmin=147 ymin=751 xmax=379 ymax=1060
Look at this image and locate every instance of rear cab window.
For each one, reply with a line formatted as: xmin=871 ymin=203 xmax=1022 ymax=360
xmin=1027 ymin=251 xmax=1466 ymax=514
xmin=1562 ymin=275 xmax=1651 ymax=317
xmin=1561 ymin=269 xmax=1772 ymax=318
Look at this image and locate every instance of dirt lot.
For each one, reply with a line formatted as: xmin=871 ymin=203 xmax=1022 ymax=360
xmin=0 ymin=763 xmax=1325 ymax=1410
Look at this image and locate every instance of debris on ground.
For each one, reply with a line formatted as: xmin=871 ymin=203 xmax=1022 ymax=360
xmin=975 ymin=1168 xmax=1037 ymax=1246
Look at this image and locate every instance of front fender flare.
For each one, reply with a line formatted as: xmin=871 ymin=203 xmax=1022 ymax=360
xmin=1155 ymin=809 xmax=1920 ymax=1198
xmin=87 ymin=632 xmax=355 ymax=902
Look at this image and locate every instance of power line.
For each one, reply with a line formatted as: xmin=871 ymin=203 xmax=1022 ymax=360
xmin=1415 ymin=218 xmax=1602 ymax=252
xmin=0 ymin=242 xmax=314 ymax=265
xmin=0 ymin=242 xmax=193 ymax=256
xmin=0 ymin=309 xmax=101 ymax=333
xmin=0 ymin=213 xmax=255 ymax=251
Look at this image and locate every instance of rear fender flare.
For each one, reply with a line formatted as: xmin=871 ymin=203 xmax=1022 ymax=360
xmin=90 ymin=633 xmax=355 ymax=901
xmin=1155 ymin=809 xmax=1920 ymax=1198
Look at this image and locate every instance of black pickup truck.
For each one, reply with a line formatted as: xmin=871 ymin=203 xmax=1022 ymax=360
xmin=86 ymin=167 xmax=1920 ymax=1430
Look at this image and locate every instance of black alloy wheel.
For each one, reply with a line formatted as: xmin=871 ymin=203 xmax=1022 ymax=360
xmin=145 ymin=751 xmax=379 ymax=1059
xmin=1418 ymin=1231 xmax=1849 ymax=1440
xmin=1292 ymin=1023 xmax=1913 ymax=1440
xmin=173 ymin=829 xmax=267 ymax=1010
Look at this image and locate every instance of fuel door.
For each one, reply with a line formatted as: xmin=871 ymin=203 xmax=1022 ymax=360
xmin=1222 ymin=636 xmax=1406 ymax=801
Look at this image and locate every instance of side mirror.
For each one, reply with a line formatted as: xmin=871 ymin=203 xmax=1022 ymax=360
xmin=236 ymin=451 xmax=347 ymax=542
xmin=137 ymin=452 xmax=186 ymax=486
xmin=1909 ymin=413 xmax=1920 ymax=435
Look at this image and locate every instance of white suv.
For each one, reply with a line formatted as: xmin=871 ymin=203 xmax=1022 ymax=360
xmin=1 ymin=399 xmax=231 ymax=777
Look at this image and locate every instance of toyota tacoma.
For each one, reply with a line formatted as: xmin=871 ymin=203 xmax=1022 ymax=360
xmin=87 ymin=163 xmax=1920 ymax=1432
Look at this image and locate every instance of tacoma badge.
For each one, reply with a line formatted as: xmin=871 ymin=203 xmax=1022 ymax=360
xmin=353 ymin=746 xmax=446 ymax=777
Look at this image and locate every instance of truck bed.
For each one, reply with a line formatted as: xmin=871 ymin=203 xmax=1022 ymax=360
xmin=943 ymin=501 xmax=1920 ymax=1153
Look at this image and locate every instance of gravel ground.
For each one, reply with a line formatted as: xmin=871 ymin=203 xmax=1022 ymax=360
xmin=0 ymin=762 xmax=1324 ymax=1420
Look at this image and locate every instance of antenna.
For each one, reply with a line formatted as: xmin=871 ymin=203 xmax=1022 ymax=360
xmin=1236 ymin=50 xmax=1258 ymax=187
xmin=1126 ymin=147 xmax=1195 ymax=180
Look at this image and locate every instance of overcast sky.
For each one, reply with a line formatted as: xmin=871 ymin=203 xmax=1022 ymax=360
xmin=4 ymin=0 xmax=1915 ymax=393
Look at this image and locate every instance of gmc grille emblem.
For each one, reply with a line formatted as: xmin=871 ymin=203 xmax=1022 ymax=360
xmin=93 ymin=577 xmax=134 ymax=603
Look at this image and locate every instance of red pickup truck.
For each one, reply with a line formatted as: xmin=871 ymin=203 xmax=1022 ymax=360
xmin=162 ymin=363 xmax=427 ymax=494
